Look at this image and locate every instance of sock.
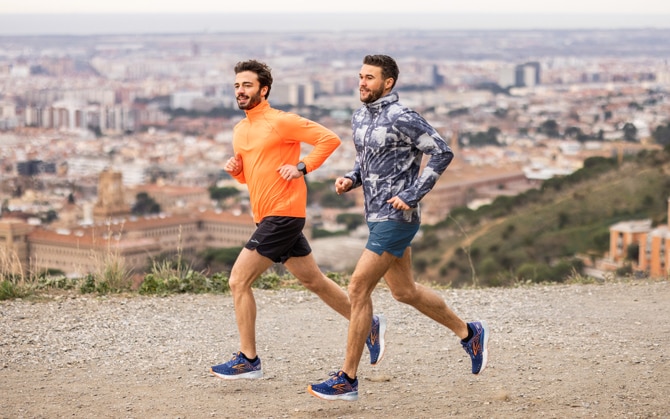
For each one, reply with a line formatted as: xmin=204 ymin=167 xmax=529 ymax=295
xmin=240 ymin=352 xmax=258 ymax=363
xmin=464 ymin=323 xmax=474 ymax=342
xmin=342 ymin=371 xmax=356 ymax=384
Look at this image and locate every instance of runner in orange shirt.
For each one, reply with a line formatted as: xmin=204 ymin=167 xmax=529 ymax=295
xmin=210 ymin=60 xmax=387 ymax=381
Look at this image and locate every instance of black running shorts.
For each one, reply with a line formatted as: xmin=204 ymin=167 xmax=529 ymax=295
xmin=244 ymin=216 xmax=311 ymax=263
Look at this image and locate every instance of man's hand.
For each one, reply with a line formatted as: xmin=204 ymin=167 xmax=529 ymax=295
xmin=277 ymin=164 xmax=302 ymax=181
xmin=334 ymin=177 xmax=353 ymax=194
xmin=387 ymin=196 xmax=410 ymax=210
xmin=225 ymin=154 xmax=243 ymax=176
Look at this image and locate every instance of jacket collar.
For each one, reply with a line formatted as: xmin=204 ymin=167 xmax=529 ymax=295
xmin=365 ymin=91 xmax=398 ymax=112
xmin=245 ymin=100 xmax=271 ymax=120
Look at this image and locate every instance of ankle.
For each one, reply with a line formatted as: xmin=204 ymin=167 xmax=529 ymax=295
xmin=341 ymin=370 xmax=357 ymax=383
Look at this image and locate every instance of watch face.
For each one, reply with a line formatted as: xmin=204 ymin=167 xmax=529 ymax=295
xmin=297 ymin=162 xmax=307 ymax=174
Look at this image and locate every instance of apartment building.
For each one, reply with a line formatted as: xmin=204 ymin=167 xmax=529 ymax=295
xmin=0 ymin=209 xmax=255 ymax=278
xmin=607 ymin=198 xmax=670 ymax=278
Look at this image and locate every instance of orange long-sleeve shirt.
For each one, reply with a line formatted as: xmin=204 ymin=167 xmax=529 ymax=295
xmin=232 ymin=100 xmax=341 ymax=223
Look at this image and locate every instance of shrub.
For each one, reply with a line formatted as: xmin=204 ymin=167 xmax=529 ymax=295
xmin=0 ymin=279 xmax=28 ymax=300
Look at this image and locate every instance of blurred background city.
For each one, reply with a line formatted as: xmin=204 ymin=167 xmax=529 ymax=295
xmin=2 ymin=4 xmax=670 ymax=287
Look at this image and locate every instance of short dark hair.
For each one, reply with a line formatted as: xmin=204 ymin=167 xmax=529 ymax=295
xmin=363 ymin=54 xmax=399 ymax=89
xmin=234 ymin=60 xmax=273 ymax=99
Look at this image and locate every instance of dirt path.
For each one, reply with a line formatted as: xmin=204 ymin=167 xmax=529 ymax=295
xmin=1 ymin=280 xmax=669 ymax=418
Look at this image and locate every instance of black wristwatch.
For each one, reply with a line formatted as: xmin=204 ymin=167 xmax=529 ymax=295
xmin=296 ymin=161 xmax=307 ymax=176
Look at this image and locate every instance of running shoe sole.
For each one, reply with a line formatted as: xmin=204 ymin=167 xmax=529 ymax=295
xmin=371 ymin=314 xmax=387 ymax=366
xmin=307 ymin=386 xmax=359 ymax=402
xmin=210 ymin=367 xmax=263 ymax=380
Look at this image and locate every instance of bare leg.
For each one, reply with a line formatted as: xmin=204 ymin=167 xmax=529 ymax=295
xmin=342 ymin=249 xmax=395 ymax=378
xmin=228 ymin=248 xmax=274 ymax=359
xmin=284 ymin=253 xmax=351 ymax=319
xmin=384 ymin=248 xmax=468 ymax=339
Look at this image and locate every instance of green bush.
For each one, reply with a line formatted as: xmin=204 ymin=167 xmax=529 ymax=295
xmin=0 ymin=279 xmax=27 ymax=300
xmin=139 ymin=271 xmax=231 ymax=295
xmin=326 ymin=271 xmax=349 ymax=287
xmin=79 ymin=274 xmax=97 ymax=294
xmin=253 ymin=272 xmax=283 ymax=290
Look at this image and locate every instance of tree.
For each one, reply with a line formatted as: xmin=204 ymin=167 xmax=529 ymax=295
xmin=463 ymin=127 xmax=501 ymax=147
xmin=320 ymin=190 xmax=355 ymax=208
xmin=208 ymin=186 xmax=240 ymax=201
xmin=652 ymin=123 xmax=670 ymax=146
xmin=335 ymin=213 xmax=365 ymax=230
xmin=564 ymin=126 xmax=582 ymax=139
xmin=539 ymin=119 xmax=560 ymax=138
xmin=132 ymin=192 xmax=161 ymax=215
xmin=622 ymin=122 xmax=637 ymax=142
xmin=42 ymin=209 xmax=58 ymax=224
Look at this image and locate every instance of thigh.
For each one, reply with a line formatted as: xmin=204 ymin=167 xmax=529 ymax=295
xmin=349 ymin=249 xmax=396 ymax=296
xmin=283 ymin=253 xmax=321 ymax=280
xmin=230 ymin=247 xmax=274 ymax=288
xmin=381 ymin=248 xmax=415 ymax=292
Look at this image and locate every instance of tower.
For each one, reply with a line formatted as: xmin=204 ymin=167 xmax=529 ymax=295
xmin=93 ymin=169 xmax=130 ymax=220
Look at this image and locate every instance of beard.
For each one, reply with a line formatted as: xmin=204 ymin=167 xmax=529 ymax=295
xmin=360 ymin=84 xmax=386 ymax=104
xmin=236 ymin=90 xmax=263 ymax=110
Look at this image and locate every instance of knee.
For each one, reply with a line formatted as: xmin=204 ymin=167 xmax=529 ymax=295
xmin=390 ymin=285 xmax=418 ymax=305
xmin=347 ymin=277 xmax=373 ymax=306
xmin=298 ymin=275 xmax=321 ymax=292
xmin=228 ymin=275 xmax=250 ymax=295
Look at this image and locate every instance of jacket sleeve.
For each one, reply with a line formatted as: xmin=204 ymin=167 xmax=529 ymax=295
xmin=395 ymin=111 xmax=454 ymax=207
xmin=343 ymin=115 xmax=362 ymax=189
xmin=231 ymin=170 xmax=246 ymax=185
xmin=343 ymin=154 xmax=363 ymax=190
xmin=280 ymin=113 xmax=341 ymax=173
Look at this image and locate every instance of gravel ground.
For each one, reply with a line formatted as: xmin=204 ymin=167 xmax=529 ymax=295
xmin=1 ymin=280 xmax=669 ymax=418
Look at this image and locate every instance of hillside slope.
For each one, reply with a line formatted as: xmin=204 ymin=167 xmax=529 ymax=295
xmin=414 ymin=149 xmax=670 ymax=286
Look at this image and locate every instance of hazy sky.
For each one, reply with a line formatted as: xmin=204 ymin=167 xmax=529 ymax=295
xmin=2 ymin=1 xmax=669 ymax=35
xmin=2 ymin=0 xmax=670 ymax=14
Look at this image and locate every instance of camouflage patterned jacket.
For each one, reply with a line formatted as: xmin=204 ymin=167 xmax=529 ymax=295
xmin=344 ymin=92 xmax=454 ymax=224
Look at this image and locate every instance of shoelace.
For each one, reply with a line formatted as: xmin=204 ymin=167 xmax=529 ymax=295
xmin=326 ymin=370 xmax=344 ymax=384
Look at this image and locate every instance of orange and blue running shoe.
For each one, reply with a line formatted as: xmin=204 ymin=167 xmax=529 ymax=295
xmin=308 ymin=370 xmax=359 ymax=401
xmin=366 ymin=314 xmax=387 ymax=365
xmin=461 ymin=320 xmax=490 ymax=374
xmin=210 ymin=351 xmax=262 ymax=380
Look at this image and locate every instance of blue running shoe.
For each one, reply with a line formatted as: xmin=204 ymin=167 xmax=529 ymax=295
xmin=210 ymin=352 xmax=262 ymax=380
xmin=461 ymin=320 xmax=490 ymax=374
xmin=366 ymin=314 xmax=387 ymax=365
xmin=308 ymin=370 xmax=358 ymax=401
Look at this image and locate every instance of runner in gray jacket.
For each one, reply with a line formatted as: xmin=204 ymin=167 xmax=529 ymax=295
xmin=309 ymin=54 xmax=490 ymax=402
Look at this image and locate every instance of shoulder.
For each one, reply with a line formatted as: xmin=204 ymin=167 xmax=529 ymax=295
xmin=382 ymin=102 xmax=416 ymax=127
xmin=269 ymin=107 xmax=300 ymax=121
